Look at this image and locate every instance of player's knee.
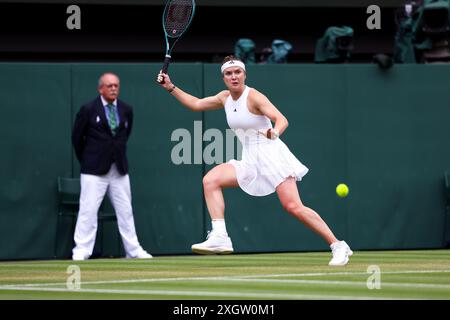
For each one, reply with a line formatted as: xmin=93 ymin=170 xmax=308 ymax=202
xmin=283 ymin=201 xmax=302 ymax=215
xmin=203 ymin=174 xmax=218 ymax=191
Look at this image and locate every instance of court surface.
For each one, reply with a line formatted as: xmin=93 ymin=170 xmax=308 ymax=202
xmin=0 ymin=250 xmax=449 ymax=300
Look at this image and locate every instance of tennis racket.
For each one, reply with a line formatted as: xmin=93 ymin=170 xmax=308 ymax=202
xmin=158 ymin=0 xmax=196 ymax=83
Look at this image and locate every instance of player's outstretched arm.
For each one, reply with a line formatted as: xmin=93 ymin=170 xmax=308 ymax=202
xmin=157 ymin=72 xmax=225 ymax=112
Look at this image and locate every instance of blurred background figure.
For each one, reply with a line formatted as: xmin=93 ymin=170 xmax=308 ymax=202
xmin=393 ymin=1 xmax=420 ymax=63
xmin=234 ymin=38 xmax=256 ymax=64
xmin=410 ymin=0 xmax=450 ymax=63
xmin=259 ymin=47 xmax=273 ymax=64
xmin=314 ymin=26 xmax=354 ymax=63
xmin=265 ymin=39 xmax=293 ymax=63
xmin=394 ymin=0 xmax=450 ymax=64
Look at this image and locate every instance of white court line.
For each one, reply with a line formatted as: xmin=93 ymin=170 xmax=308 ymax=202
xmin=0 ymin=276 xmax=240 ymax=287
xmin=214 ymin=278 xmax=450 ymax=290
xmin=239 ymin=269 xmax=450 ymax=278
xmin=0 ymin=269 xmax=446 ymax=287
xmin=3 ymin=278 xmax=449 ymax=290
xmin=0 ymin=286 xmax=411 ymax=300
xmin=1 ymin=269 xmax=450 ymax=291
xmin=1 ymin=269 xmax=450 ymax=288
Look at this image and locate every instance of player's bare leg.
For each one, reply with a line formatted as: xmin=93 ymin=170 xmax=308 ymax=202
xmin=191 ymin=164 xmax=239 ymax=255
xmin=276 ymin=177 xmax=353 ymax=265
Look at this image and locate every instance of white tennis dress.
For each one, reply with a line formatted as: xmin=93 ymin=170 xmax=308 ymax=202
xmin=225 ymin=86 xmax=309 ymax=196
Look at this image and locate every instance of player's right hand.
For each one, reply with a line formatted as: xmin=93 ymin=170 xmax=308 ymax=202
xmin=157 ymin=71 xmax=172 ymax=88
xmin=157 ymin=72 xmax=164 ymax=84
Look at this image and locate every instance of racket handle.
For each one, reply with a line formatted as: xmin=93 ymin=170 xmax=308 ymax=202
xmin=158 ymin=56 xmax=171 ymax=84
xmin=162 ymin=56 xmax=171 ymax=73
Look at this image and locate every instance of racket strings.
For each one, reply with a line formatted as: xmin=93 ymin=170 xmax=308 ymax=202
xmin=164 ymin=0 xmax=194 ymax=37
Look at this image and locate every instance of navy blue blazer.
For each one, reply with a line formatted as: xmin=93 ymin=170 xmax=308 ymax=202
xmin=72 ymin=96 xmax=133 ymax=175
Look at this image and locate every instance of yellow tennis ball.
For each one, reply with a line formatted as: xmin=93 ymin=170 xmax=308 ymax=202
xmin=336 ymin=183 xmax=349 ymax=198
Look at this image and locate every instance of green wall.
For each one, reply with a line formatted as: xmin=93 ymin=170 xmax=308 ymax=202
xmin=0 ymin=63 xmax=449 ymax=260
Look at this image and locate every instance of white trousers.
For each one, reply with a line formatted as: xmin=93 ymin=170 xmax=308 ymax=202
xmin=72 ymin=164 xmax=144 ymax=258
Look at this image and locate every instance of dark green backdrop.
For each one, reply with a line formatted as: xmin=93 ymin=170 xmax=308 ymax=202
xmin=0 ymin=63 xmax=449 ymax=260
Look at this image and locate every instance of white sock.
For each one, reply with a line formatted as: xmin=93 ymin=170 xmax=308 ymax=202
xmin=212 ymin=219 xmax=227 ymax=236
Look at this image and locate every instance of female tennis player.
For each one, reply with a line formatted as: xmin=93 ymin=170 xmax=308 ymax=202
xmin=157 ymin=55 xmax=353 ymax=266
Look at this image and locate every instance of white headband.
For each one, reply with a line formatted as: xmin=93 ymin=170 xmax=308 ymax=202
xmin=221 ymin=60 xmax=246 ymax=74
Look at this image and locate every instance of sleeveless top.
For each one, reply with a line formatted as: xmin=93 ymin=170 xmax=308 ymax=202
xmin=224 ymin=86 xmax=271 ymax=145
xmin=223 ymin=86 xmax=309 ymax=196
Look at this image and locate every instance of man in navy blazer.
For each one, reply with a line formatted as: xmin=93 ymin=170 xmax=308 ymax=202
xmin=72 ymin=93 xmax=132 ymax=176
xmin=71 ymin=72 xmax=152 ymax=261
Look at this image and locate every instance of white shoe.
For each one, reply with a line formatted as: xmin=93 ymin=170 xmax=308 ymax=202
xmin=126 ymin=250 xmax=153 ymax=259
xmin=72 ymin=251 xmax=89 ymax=261
xmin=191 ymin=231 xmax=234 ymax=255
xmin=329 ymin=240 xmax=353 ymax=266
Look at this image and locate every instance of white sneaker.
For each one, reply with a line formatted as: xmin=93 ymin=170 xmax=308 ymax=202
xmin=191 ymin=231 xmax=234 ymax=255
xmin=329 ymin=240 xmax=353 ymax=266
xmin=72 ymin=251 xmax=89 ymax=261
xmin=126 ymin=250 xmax=153 ymax=259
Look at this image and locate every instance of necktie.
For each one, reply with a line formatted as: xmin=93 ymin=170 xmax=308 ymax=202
xmin=107 ymin=104 xmax=118 ymax=135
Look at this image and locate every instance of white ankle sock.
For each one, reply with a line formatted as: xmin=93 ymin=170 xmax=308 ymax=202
xmin=212 ymin=219 xmax=227 ymax=236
